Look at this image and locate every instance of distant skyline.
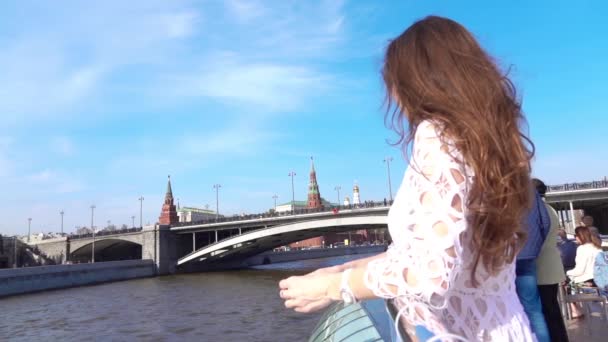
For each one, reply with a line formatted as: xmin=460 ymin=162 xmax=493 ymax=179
xmin=1 ymin=0 xmax=607 ymax=235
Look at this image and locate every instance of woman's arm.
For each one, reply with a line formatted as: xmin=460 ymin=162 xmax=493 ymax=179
xmin=280 ymin=122 xmax=466 ymax=312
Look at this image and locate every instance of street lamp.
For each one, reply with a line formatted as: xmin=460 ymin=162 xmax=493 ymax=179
xmin=383 ymin=157 xmax=394 ymax=202
xmin=138 ymin=196 xmax=144 ymax=228
xmin=13 ymin=236 xmax=17 ymax=268
xmin=90 ymin=205 xmax=96 ymax=263
xmin=131 ymin=215 xmax=135 ymax=228
xmin=213 ymin=184 xmax=221 ymax=221
xmin=272 ymin=194 xmax=278 ymax=211
xmin=334 ymin=186 xmax=341 ymax=207
xmin=60 ymin=210 xmax=64 ymax=234
xmin=27 ymin=218 xmax=31 ymax=243
xmin=288 ymin=171 xmax=296 ymax=215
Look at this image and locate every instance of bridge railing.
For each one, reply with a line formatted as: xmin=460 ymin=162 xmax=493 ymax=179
xmin=172 ymin=200 xmax=392 ymax=228
xmin=69 ymin=227 xmax=143 ymax=240
xmin=547 ymin=179 xmax=608 ymax=192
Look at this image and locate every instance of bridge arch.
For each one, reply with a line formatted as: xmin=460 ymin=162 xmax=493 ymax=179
xmin=70 ymin=238 xmax=142 ymax=263
xmin=178 ymin=215 xmax=387 ymax=266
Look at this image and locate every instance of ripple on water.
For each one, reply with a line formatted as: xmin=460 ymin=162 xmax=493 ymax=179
xmin=1 ymin=255 xmax=368 ymax=341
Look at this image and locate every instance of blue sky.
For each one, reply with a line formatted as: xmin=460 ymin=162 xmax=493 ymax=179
xmin=1 ymin=0 xmax=606 ymax=235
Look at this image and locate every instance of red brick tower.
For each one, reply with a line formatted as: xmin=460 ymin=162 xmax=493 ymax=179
xmin=307 ymin=157 xmax=323 ymax=209
xmin=159 ymin=175 xmax=179 ymax=225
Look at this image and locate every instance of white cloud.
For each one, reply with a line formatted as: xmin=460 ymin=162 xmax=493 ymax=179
xmin=167 ymin=59 xmax=329 ymax=112
xmin=24 ymin=169 xmax=85 ymax=194
xmin=162 ymin=11 xmax=200 ymax=39
xmin=0 ymin=137 xmax=13 ymax=177
xmin=109 ymin=121 xmax=280 ymax=175
xmin=28 ymin=170 xmax=54 ymax=183
xmin=327 ymin=16 xmax=345 ymax=35
xmin=0 ymin=1 xmax=350 ymax=124
xmin=180 ymin=123 xmax=280 ymax=156
xmin=54 ymin=178 xmax=86 ymax=194
xmin=0 ymin=2 xmax=201 ymax=123
xmin=225 ymin=0 xmax=266 ymax=23
xmin=51 ymin=136 xmax=76 ymax=157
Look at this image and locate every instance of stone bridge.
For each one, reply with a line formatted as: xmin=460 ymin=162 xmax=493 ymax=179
xmin=27 ymin=180 xmax=608 ymax=274
xmin=30 ymin=226 xmax=176 ymax=274
xmin=174 ymin=206 xmax=389 ymax=268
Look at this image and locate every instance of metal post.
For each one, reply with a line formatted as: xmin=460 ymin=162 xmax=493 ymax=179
xmin=384 ymin=157 xmax=394 ymax=202
xmin=91 ymin=205 xmax=96 ymax=263
xmin=213 ymin=184 xmax=221 ymax=221
xmin=13 ymin=236 xmax=17 ymax=268
xmin=334 ymin=186 xmax=341 ymax=206
xmin=60 ymin=210 xmax=64 ymax=234
xmin=288 ymin=171 xmax=296 ymax=215
xmin=138 ymin=196 xmax=144 ymax=227
xmin=215 ymin=230 xmax=218 ymax=243
xmin=272 ymin=194 xmax=278 ymax=211
xmin=27 ymin=218 xmax=31 ymax=243
xmin=569 ymin=201 xmax=576 ymax=233
xmin=131 ymin=215 xmax=135 ymax=228
xmin=192 ymin=232 xmax=196 ymax=252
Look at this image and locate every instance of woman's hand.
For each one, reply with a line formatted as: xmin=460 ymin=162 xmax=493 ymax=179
xmin=279 ymin=272 xmax=342 ymax=313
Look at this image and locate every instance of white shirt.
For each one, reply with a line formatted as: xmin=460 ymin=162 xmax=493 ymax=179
xmin=567 ymin=243 xmax=601 ymax=283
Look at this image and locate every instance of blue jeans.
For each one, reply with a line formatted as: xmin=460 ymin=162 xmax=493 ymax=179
xmin=516 ymin=259 xmax=550 ymax=342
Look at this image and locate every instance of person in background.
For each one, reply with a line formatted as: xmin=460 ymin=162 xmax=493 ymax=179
xmin=534 ymin=178 xmax=569 ymax=342
xmin=582 ymin=215 xmax=601 ymax=240
xmin=557 ymin=229 xmax=578 ymax=271
xmin=515 ymin=189 xmax=550 ymax=342
xmin=567 ymin=226 xmax=602 ymax=318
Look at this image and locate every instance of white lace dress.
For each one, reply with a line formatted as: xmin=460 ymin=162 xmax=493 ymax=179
xmin=365 ymin=121 xmax=535 ymax=341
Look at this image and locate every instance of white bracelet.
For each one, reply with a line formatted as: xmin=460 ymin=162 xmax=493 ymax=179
xmin=340 ymin=268 xmax=358 ymax=304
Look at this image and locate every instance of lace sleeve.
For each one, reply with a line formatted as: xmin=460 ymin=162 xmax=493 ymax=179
xmin=365 ymin=122 xmax=467 ymax=310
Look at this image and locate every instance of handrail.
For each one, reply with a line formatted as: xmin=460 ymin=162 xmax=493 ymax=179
xmin=69 ymin=227 xmax=143 ymax=240
xmin=172 ymin=200 xmax=392 ymax=228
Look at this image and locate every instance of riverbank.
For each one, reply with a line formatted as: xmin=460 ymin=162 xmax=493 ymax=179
xmin=0 ymin=259 xmax=155 ymax=298
xmin=0 ymin=246 xmax=387 ymax=298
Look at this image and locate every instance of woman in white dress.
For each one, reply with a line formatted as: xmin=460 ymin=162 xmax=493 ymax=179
xmin=566 ymin=225 xmax=602 ymax=318
xmin=279 ymin=16 xmax=536 ymax=341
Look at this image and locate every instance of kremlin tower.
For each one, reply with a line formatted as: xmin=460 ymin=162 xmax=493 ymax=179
xmin=159 ymin=175 xmax=179 ymax=225
xmin=307 ymin=157 xmax=323 ymax=209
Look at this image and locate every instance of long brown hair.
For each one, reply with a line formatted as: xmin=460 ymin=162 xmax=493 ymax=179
xmin=575 ymin=226 xmax=602 ymax=248
xmin=383 ymin=16 xmax=534 ymax=282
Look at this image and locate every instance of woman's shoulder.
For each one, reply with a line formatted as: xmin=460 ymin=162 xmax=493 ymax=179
xmin=415 ymin=120 xmax=441 ymax=138
xmin=581 ymin=243 xmax=600 ymax=253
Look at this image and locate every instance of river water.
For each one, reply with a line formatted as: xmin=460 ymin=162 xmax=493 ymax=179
xmin=1 ymin=254 xmax=374 ymax=342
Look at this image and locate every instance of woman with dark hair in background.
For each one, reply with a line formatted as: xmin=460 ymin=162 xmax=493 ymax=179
xmin=280 ymin=16 xmax=536 ymax=341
